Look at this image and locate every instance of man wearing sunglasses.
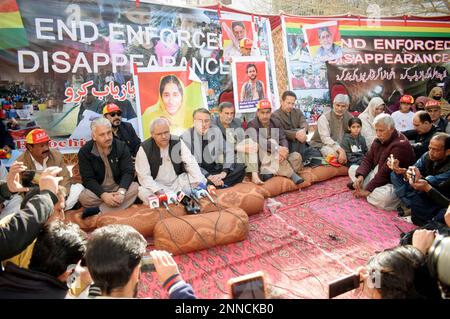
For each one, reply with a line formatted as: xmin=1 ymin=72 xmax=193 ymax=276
xmin=103 ymin=103 xmax=141 ymax=158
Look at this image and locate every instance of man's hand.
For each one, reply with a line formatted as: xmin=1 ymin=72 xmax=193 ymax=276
xmin=337 ymin=148 xmax=347 ymax=165
xmin=445 ymin=206 xmax=449 ymax=227
xmin=278 ymin=146 xmax=289 ymax=162
xmin=412 ymin=229 xmax=436 ymax=255
xmin=353 ymin=176 xmax=364 ymax=191
xmin=39 ymin=166 xmax=63 ymax=195
xmin=207 ymin=173 xmax=225 ymax=187
xmin=101 ymin=192 xmax=120 ymax=207
xmin=6 ymin=161 xmax=29 ymax=193
xmin=410 ymin=178 xmax=432 ymax=193
xmin=389 ymin=158 xmax=407 ymax=175
xmin=354 ymin=189 xmax=370 ymax=198
xmin=113 ymin=188 xmax=126 ymax=205
xmin=295 ymin=129 xmax=307 ymax=143
xmin=150 ymin=250 xmax=180 ymax=285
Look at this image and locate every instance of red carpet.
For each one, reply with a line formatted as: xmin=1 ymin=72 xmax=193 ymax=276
xmin=138 ymin=177 xmax=416 ymax=299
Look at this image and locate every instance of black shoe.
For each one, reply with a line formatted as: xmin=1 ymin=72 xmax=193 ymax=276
xmin=303 ymin=159 xmax=312 ymax=167
xmin=260 ymin=174 xmax=274 ymax=182
xmin=291 ymin=173 xmax=305 ymax=185
xmin=81 ymin=207 xmax=100 ymax=219
xmin=347 ymin=181 xmax=355 ymax=190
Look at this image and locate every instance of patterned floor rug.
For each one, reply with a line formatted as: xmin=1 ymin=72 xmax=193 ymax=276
xmin=138 ymin=177 xmax=417 ymax=299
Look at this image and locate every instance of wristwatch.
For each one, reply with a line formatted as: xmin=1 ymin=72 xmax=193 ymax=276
xmin=118 ymin=189 xmax=125 ymax=196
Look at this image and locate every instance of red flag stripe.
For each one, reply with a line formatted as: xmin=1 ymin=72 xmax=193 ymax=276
xmin=0 ymin=0 xmax=19 ymax=13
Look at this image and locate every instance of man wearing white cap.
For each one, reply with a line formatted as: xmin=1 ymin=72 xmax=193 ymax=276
xmin=310 ymin=94 xmax=353 ymax=165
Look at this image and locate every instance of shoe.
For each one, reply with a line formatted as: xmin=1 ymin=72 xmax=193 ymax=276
xmin=347 ymin=181 xmax=355 ymax=190
xmin=291 ymin=173 xmax=305 ymax=185
xmin=396 ymin=203 xmax=411 ymax=217
xmin=81 ymin=207 xmax=100 ymax=219
xmin=260 ymin=174 xmax=274 ymax=182
xmin=303 ymin=159 xmax=311 ymax=167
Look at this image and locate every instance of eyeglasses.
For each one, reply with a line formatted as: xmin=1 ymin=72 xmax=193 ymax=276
xmin=108 ymin=112 xmax=122 ymax=117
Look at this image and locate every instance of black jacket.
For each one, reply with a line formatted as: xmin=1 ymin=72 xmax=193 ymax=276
xmin=0 ymin=262 xmax=68 ymax=298
xmin=403 ymin=125 xmax=439 ymax=159
xmin=1 ymin=189 xmax=58 ymax=261
xmin=78 ymin=139 xmax=135 ymax=198
xmin=115 ymin=122 xmax=141 ymax=157
xmin=0 ymin=121 xmax=14 ymax=150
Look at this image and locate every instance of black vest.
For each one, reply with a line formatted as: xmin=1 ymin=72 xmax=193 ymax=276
xmin=141 ymin=136 xmax=186 ymax=179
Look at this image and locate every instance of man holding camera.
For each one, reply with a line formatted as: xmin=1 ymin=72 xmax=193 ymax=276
xmin=390 ymin=133 xmax=450 ymax=225
xmin=85 ymin=224 xmax=195 ymax=299
xmin=16 ymin=129 xmax=84 ymax=212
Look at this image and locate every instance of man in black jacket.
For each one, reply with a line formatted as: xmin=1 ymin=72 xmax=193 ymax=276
xmin=78 ymin=118 xmax=138 ymax=218
xmin=0 ymin=220 xmax=87 ymax=298
xmin=103 ymin=103 xmax=141 ymax=158
xmin=1 ymin=163 xmax=61 ymax=262
xmin=403 ymin=111 xmax=439 ymax=159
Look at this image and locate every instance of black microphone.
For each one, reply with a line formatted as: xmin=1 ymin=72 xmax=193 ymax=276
xmin=177 ymin=191 xmax=200 ymax=214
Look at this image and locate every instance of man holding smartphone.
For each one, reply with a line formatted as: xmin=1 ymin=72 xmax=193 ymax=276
xmin=85 ymin=224 xmax=195 ymax=299
xmin=390 ymin=133 xmax=450 ymax=225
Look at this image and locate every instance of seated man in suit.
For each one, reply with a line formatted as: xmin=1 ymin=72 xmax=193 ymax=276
xmin=135 ymin=118 xmax=206 ymax=205
xmin=78 ymin=118 xmax=139 ymax=218
xmin=103 ymin=103 xmax=141 ymax=158
xmin=16 ymin=129 xmax=84 ymax=212
xmin=246 ymin=99 xmax=304 ymax=184
xmin=211 ymin=101 xmax=262 ymax=184
xmin=272 ymin=90 xmax=321 ymax=163
xmin=181 ymin=108 xmax=245 ymax=188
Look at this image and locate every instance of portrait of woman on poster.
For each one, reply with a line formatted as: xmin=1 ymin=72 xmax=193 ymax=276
xmin=313 ymin=27 xmax=343 ymax=63
xmin=142 ymin=75 xmax=195 ymax=138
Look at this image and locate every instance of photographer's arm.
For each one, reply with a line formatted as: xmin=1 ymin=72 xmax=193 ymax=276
xmin=150 ymin=250 xmax=196 ymax=299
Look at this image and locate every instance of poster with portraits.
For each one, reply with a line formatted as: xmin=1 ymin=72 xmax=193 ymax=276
xmin=134 ymin=66 xmax=206 ymax=139
xmin=0 ymin=0 xmax=277 ymax=153
xmin=231 ymin=56 xmax=270 ymax=113
xmin=303 ymin=21 xmax=343 ymax=63
xmin=220 ymin=15 xmax=257 ymax=62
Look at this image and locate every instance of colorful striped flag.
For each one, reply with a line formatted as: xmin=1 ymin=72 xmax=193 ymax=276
xmin=0 ymin=0 xmax=28 ymax=50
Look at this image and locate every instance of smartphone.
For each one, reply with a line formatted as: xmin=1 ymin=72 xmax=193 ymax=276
xmin=140 ymin=255 xmax=156 ymax=272
xmin=21 ymin=170 xmax=36 ymax=187
xmin=328 ymin=273 xmax=361 ymax=298
xmin=227 ymin=271 xmax=266 ymax=299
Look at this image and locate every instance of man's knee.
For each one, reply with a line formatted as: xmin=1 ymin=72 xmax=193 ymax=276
xmin=367 ymin=184 xmax=400 ymax=211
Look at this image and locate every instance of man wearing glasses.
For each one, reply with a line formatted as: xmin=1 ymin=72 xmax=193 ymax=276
xmin=103 ymin=103 xmax=141 ymax=158
xmin=181 ymin=108 xmax=245 ymax=188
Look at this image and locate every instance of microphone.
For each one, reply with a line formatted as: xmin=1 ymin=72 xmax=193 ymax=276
xmin=192 ymin=187 xmax=208 ymax=201
xmin=157 ymin=194 xmax=169 ymax=210
xmin=176 ymin=191 xmax=200 ymax=214
xmin=166 ymin=191 xmax=178 ymax=205
xmin=198 ymin=182 xmax=216 ymax=205
xmin=147 ymin=195 xmax=159 ymax=209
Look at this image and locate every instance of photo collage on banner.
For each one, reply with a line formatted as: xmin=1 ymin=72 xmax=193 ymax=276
xmin=303 ymin=21 xmax=343 ymax=64
xmin=0 ymin=0 xmax=278 ymax=154
xmin=281 ymin=16 xmax=331 ymax=124
xmin=281 ymin=15 xmax=450 ymax=122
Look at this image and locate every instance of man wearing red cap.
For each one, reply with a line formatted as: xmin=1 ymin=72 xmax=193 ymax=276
xmin=391 ymin=95 xmax=415 ymax=132
xmin=425 ymin=99 xmax=448 ymax=133
xmin=246 ymin=99 xmax=304 ymax=185
xmin=239 ymin=38 xmax=252 ymax=56
xmin=16 ymin=129 xmax=84 ymax=211
xmin=103 ymin=103 xmax=141 ymax=157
